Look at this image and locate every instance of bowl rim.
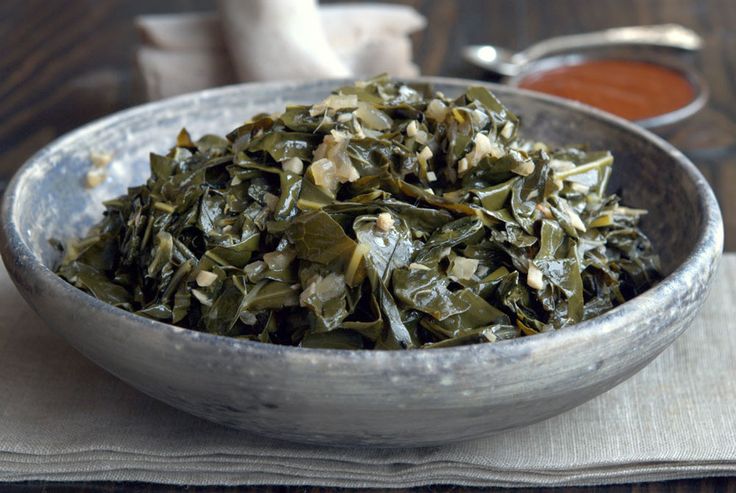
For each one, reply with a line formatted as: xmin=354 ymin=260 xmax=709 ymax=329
xmin=0 ymin=76 xmax=724 ymax=364
xmin=505 ymin=52 xmax=710 ymax=129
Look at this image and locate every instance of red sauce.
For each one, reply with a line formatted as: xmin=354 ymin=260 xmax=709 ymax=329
xmin=518 ymin=59 xmax=695 ymax=121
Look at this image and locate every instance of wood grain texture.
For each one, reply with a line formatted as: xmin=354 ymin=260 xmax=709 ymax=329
xmin=1 ymin=0 xmax=735 ymax=490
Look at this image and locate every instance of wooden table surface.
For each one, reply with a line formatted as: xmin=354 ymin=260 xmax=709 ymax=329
xmin=2 ymin=0 xmax=735 ymax=491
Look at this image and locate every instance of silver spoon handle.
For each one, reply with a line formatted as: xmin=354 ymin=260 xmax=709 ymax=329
xmin=513 ymin=24 xmax=703 ymax=64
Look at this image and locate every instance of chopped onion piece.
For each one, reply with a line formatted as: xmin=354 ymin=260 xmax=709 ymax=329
xmin=330 ymin=129 xmax=350 ymax=142
xmin=449 ymin=256 xmax=479 ymax=280
xmin=527 ymin=261 xmax=544 ymax=290
xmin=549 ymin=159 xmax=576 ymax=172
xmin=196 ymin=270 xmax=218 ymax=287
xmin=263 ymin=249 xmax=296 ymax=271
xmin=512 ymin=158 xmax=535 ymax=176
xmin=336 ymin=112 xmax=352 ymax=123
xmin=464 ymin=132 xmax=497 ymax=168
xmin=417 ymin=146 xmax=433 ymax=167
xmin=469 ymin=109 xmax=490 ymax=128
xmin=355 ymin=102 xmax=393 ymax=130
xmin=309 ymin=158 xmax=338 ymax=191
xmin=337 ymin=163 xmax=360 ymax=183
xmin=299 ymin=279 xmax=318 ymax=306
xmin=474 ymin=132 xmax=492 ymax=156
xmin=489 ymin=142 xmax=505 ymax=158
xmin=300 ymin=273 xmax=346 ymax=306
xmin=568 ymin=208 xmax=587 ymax=232
xmin=313 ymin=133 xmax=360 ymax=185
xmin=375 ymin=212 xmax=395 ymax=232
xmin=426 ymin=99 xmax=448 ymax=122
xmin=318 ymin=273 xmax=346 ymax=301
xmin=240 ymin=311 xmax=257 ymax=325
xmin=500 ymin=122 xmax=515 ymax=139
xmin=281 ymin=157 xmax=304 ymax=175
xmin=312 ymin=141 xmax=327 ymax=161
xmin=244 ymin=260 xmax=267 ymax=282
xmin=309 ymin=94 xmax=358 ymax=116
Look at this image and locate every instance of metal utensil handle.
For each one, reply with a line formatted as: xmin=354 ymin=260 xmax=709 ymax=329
xmin=513 ymin=24 xmax=703 ymax=64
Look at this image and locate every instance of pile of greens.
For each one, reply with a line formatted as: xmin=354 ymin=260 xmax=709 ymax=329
xmin=57 ymin=76 xmax=660 ymax=349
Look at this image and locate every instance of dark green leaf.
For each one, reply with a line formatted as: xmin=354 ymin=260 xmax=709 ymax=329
xmin=55 ymin=77 xmax=659 ymax=349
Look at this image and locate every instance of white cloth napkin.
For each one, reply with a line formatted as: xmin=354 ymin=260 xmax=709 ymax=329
xmin=136 ymin=2 xmax=426 ymax=100
xmin=1 ymin=255 xmax=735 ymax=487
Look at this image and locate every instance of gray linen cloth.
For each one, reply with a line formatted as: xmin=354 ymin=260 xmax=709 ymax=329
xmin=1 ymin=255 xmax=735 ymax=488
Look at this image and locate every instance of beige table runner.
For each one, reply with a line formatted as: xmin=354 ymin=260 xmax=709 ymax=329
xmin=1 ymin=255 xmax=735 ymax=488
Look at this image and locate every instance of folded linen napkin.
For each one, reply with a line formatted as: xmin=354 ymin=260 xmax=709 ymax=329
xmin=136 ymin=2 xmax=426 ymax=100
xmin=1 ymin=255 xmax=735 ymax=487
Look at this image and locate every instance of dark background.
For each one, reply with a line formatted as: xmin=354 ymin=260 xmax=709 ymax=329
xmin=2 ymin=0 xmax=736 ymax=491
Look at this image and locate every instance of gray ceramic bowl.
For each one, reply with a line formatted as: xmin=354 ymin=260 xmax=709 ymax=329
xmin=0 ymin=78 xmax=723 ymax=447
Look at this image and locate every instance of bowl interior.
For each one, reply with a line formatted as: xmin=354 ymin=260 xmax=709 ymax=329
xmin=9 ymin=79 xmax=704 ymax=285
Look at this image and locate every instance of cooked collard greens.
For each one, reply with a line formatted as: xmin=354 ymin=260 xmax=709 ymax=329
xmin=56 ymin=76 xmax=660 ymax=349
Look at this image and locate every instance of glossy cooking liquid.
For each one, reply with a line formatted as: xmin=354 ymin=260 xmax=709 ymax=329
xmin=518 ymin=59 xmax=695 ymax=121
